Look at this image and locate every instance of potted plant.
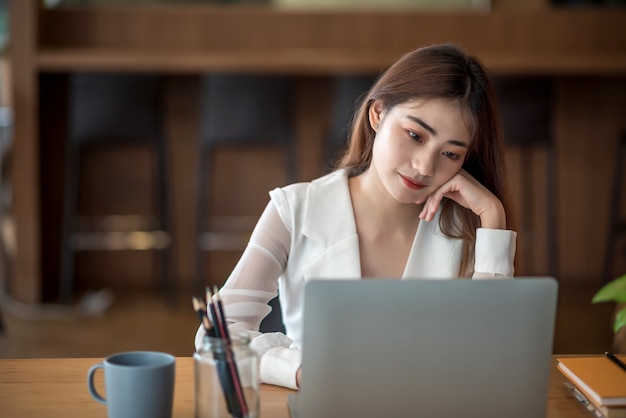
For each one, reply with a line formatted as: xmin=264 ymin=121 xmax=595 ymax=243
xmin=592 ymin=274 xmax=626 ymax=352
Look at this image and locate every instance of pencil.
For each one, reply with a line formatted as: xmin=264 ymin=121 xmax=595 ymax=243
xmin=206 ymin=287 xmax=224 ymax=339
xmin=194 ymin=296 xmax=239 ymax=415
xmin=206 ymin=286 xmax=248 ymax=418
xmin=213 ymin=286 xmax=231 ymax=340
xmin=192 ymin=297 xmax=214 ymax=337
xmin=209 ymin=286 xmax=248 ymax=417
xmin=605 ymin=351 xmax=626 ymax=372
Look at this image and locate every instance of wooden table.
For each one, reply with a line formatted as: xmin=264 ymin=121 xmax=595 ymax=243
xmin=0 ymin=356 xmax=592 ymax=417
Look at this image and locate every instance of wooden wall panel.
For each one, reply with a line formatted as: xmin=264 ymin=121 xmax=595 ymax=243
xmin=505 ymin=145 xmax=552 ymax=277
xmin=555 ymin=78 xmax=626 ymax=284
xmin=8 ymin=0 xmax=40 ymax=302
xmin=37 ymin=8 xmax=626 ymax=75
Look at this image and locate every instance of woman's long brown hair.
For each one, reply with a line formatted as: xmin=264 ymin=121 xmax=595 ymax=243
xmin=336 ymin=43 xmax=515 ymax=276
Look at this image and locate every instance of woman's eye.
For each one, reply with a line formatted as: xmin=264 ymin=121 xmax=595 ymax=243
xmin=408 ymin=131 xmax=423 ymax=142
xmin=443 ymin=151 xmax=460 ymax=161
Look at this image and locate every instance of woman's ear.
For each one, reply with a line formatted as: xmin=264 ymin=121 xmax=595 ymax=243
xmin=368 ymin=100 xmax=384 ymax=131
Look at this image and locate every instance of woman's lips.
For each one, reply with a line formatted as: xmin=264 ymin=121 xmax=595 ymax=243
xmin=400 ymin=174 xmax=426 ymax=190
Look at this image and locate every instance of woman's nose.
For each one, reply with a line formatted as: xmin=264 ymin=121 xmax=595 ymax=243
xmin=413 ymin=150 xmax=435 ymax=177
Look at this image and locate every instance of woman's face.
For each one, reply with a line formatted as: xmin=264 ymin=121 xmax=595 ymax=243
xmin=368 ymin=98 xmax=472 ymax=204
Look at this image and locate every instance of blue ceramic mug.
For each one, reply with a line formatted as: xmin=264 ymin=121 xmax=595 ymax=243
xmin=87 ymin=351 xmax=176 ymax=418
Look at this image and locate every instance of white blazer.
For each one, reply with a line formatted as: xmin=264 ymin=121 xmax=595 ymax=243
xmin=199 ymin=169 xmax=516 ymax=389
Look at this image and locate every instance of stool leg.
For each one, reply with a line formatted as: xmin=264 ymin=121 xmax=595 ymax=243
xmin=519 ymin=146 xmax=534 ymax=273
xmin=60 ymin=146 xmax=80 ymax=304
xmin=546 ymin=141 xmax=559 ymax=279
xmin=155 ymin=133 xmax=176 ymax=306
xmin=194 ymin=146 xmax=210 ymax=295
xmin=286 ymin=138 xmax=298 ymax=183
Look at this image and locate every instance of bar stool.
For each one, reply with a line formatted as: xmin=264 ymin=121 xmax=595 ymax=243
xmin=60 ymin=73 xmax=174 ymax=304
xmin=603 ymin=133 xmax=626 ymax=284
xmin=494 ymin=76 xmax=558 ymax=278
xmin=194 ymin=74 xmax=296 ymax=300
xmin=325 ymin=75 xmax=376 ymax=170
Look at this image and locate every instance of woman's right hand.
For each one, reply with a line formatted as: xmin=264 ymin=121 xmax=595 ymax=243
xmin=296 ymin=367 xmax=302 ymax=388
xmin=417 ymin=169 xmax=506 ymax=230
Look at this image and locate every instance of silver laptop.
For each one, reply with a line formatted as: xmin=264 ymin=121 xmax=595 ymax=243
xmin=288 ymin=278 xmax=558 ymax=418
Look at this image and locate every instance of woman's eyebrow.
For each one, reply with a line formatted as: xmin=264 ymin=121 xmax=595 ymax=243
xmin=448 ymin=139 xmax=469 ymax=148
xmin=406 ymin=115 xmax=437 ymax=136
xmin=406 ymin=115 xmax=469 ymax=148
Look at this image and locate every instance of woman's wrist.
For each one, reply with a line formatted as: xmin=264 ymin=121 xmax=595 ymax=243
xmin=479 ymin=199 xmax=506 ymax=230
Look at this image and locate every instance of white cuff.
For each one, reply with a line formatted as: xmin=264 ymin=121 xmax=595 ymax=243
xmin=474 ymin=228 xmax=517 ymax=276
xmin=259 ymin=346 xmax=302 ymax=390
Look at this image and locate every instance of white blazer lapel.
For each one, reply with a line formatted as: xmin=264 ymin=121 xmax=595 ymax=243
xmin=302 ymin=235 xmax=361 ymax=280
xmin=300 ymin=170 xmax=361 ymax=281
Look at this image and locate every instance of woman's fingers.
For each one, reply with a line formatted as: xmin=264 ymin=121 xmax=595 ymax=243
xmin=419 ymin=193 xmax=442 ymax=222
xmin=416 ymin=169 xmax=500 ymax=223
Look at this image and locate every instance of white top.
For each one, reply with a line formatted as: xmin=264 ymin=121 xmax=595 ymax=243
xmin=195 ymin=169 xmax=517 ymax=389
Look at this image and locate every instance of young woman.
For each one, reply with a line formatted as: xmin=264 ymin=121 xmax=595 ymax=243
xmin=195 ymin=43 xmax=517 ymax=389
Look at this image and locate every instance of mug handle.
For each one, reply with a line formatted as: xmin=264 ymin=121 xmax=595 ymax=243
xmin=87 ymin=363 xmax=107 ymax=405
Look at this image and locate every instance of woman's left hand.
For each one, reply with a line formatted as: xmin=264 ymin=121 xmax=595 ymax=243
xmin=416 ymin=169 xmax=506 ymax=229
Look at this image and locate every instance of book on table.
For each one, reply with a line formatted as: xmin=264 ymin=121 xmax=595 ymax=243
xmin=557 ymin=356 xmax=626 ymax=417
xmin=564 ymin=381 xmax=626 ymax=418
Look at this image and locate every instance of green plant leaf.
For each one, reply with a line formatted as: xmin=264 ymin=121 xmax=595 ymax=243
xmin=592 ymin=274 xmax=626 ymax=304
xmin=614 ymin=307 xmax=626 ymax=334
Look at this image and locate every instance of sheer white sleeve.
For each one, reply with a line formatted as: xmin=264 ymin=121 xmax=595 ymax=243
xmin=219 ymin=200 xmax=290 ymax=330
xmin=194 ymin=200 xmax=302 ymax=389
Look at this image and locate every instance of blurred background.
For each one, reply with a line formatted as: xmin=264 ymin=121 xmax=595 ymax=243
xmin=0 ymin=0 xmax=624 ymax=359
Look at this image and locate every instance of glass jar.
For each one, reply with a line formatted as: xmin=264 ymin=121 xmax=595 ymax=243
xmin=194 ymin=333 xmax=259 ymax=418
